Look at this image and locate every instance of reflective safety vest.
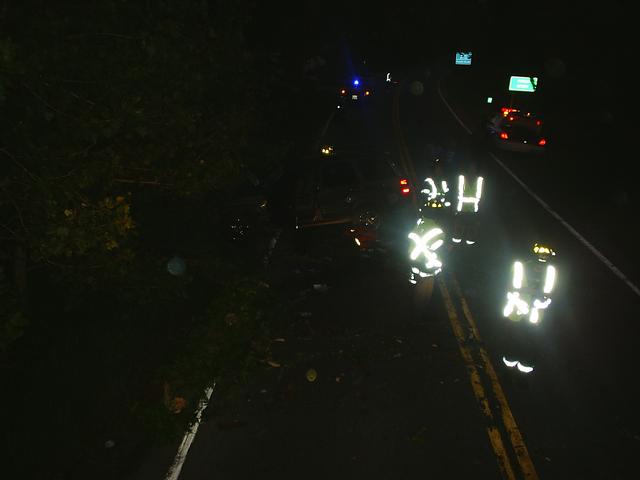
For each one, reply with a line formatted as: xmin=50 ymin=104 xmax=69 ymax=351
xmin=503 ymin=260 xmax=557 ymax=324
xmin=456 ymin=175 xmax=484 ymax=213
xmin=408 ymin=217 xmax=445 ymax=276
xmin=421 ymin=177 xmax=451 ymax=208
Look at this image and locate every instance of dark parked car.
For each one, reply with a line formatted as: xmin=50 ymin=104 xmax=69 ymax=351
xmin=485 ymin=108 xmax=548 ymax=153
xmin=293 ymin=150 xmax=412 ymax=229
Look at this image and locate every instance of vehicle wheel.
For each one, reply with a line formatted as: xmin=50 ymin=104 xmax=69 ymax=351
xmin=352 ymin=203 xmax=383 ymax=230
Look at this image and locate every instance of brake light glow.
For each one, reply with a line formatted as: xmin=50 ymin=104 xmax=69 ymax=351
xmin=538 ymin=138 xmax=546 ymax=146
xmin=340 ymin=89 xmax=346 ymax=95
xmin=536 ymin=120 xmax=542 ymax=126
xmin=500 ymin=132 xmax=509 ymax=140
xmin=501 ymin=107 xmax=518 ymax=116
xmin=400 ymin=179 xmax=411 ymax=195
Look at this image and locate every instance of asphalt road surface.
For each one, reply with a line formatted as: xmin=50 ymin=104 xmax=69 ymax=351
xmin=130 ymin=69 xmax=640 ymax=480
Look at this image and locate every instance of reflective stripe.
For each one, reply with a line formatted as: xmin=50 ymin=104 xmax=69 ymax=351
xmin=504 ymin=291 xmax=530 ymax=317
xmin=457 ymin=175 xmax=483 ymax=212
xmin=513 ymin=261 xmax=524 ymax=289
xmin=544 ymin=265 xmax=556 ymax=294
xmin=503 ymin=357 xmax=518 ymax=368
xmin=516 ymin=363 xmax=534 ymax=373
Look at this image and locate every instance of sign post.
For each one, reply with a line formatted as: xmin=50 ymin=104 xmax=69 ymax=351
xmin=508 ymin=76 xmax=538 ymax=109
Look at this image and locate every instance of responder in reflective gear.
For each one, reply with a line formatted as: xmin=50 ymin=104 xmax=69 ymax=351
xmin=407 ymin=216 xmax=445 ymax=284
xmin=451 ymin=160 xmax=484 ymax=246
xmin=407 ymin=215 xmax=446 ymax=304
xmin=420 ymin=158 xmax=452 ymax=212
xmin=502 ymin=243 xmax=557 ymax=374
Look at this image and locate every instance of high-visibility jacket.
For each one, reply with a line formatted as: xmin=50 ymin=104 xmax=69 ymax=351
xmin=503 ymin=259 xmax=556 ymax=323
xmin=421 ymin=177 xmax=451 ymax=209
xmin=408 ymin=217 xmax=445 ymax=276
xmin=456 ymin=175 xmax=484 ymax=214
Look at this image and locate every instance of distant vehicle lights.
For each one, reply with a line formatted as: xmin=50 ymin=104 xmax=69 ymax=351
xmin=320 ymin=146 xmax=334 ymax=156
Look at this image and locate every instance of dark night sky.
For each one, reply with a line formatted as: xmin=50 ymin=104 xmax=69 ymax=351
xmin=250 ymin=0 xmax=627 ymax=75
xmin=248 ymin=0 xmax=628 ymax=127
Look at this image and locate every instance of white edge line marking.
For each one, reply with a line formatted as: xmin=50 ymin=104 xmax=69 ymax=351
xmin=437 ymin=81 xmax=640 ymax=299
xmin=437 ymin=82 xmax=472 ymax=135
xmin=165 ymin=383 xmax=216 ymax=480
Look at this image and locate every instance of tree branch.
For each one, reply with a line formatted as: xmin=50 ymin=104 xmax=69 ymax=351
xmin=0 ymin=148 xmax=39 ymax=181
xmin=67 ymin=32 xmax=139 ymax=41
xmin=1 ymin=186 xmax=30 ymax=238
xmin=21 ymin=82 xmax=73 ymax=120
xmin=0 ymin=221 xmax=21 ymax=241
xmin=113 ymin=178 xmax=175 ymax=187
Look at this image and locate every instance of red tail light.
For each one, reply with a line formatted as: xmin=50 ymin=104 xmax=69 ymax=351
xmin=538 ymin=138 xmax=546 ymax=146
xmin=500 ymin=132 xmax=509 ymax=140
xmin=400 ymin=178 xmax=410 ymax=195
xmin=340 ymin=89 xmax=346 ymax=95
xmin=536 ymin=120 xmax=542 ymax=126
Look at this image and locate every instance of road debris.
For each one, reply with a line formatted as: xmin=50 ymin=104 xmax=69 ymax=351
xmin=410 ymin=426 xmax=428 ymax=443
xmin=225 ymin=313 xmax=238 ymax=326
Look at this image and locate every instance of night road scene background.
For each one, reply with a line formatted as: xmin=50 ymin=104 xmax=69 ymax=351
xmin=0 ymin=2 xmax=635 ymax=479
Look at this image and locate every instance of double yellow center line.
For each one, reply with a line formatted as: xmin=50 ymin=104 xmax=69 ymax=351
xmin=391 ymin=87 xmax=538 ymax=480
xmin=440 ymin=276 xmax=538 ymax=480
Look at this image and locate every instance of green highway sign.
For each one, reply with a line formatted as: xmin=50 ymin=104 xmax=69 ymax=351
xmin=508 ymin=76 xmax=538 ymax=92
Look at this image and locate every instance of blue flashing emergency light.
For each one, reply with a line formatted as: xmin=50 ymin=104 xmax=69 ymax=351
xmin=353 ymin=79 xmax=359 ymax=86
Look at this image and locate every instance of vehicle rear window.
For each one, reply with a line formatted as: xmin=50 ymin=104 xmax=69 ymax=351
xmin=504 ymin=125 xmax=540 ymax=139
xmin=504 ymin=115 xmax=540 ymax=129
xmin=322 ymin=161 xmax=358 ymax=188
xmin=358 ymin=157 xmax=397 ymax=182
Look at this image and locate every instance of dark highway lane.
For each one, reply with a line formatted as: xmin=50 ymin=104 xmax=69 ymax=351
xmin=398 ymin=73 xmax=640 ymax=479
xmin=130 ymin=72 xmax=639 ymax=480
xmin=130 ymin=87 xmax=510 ymax=479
